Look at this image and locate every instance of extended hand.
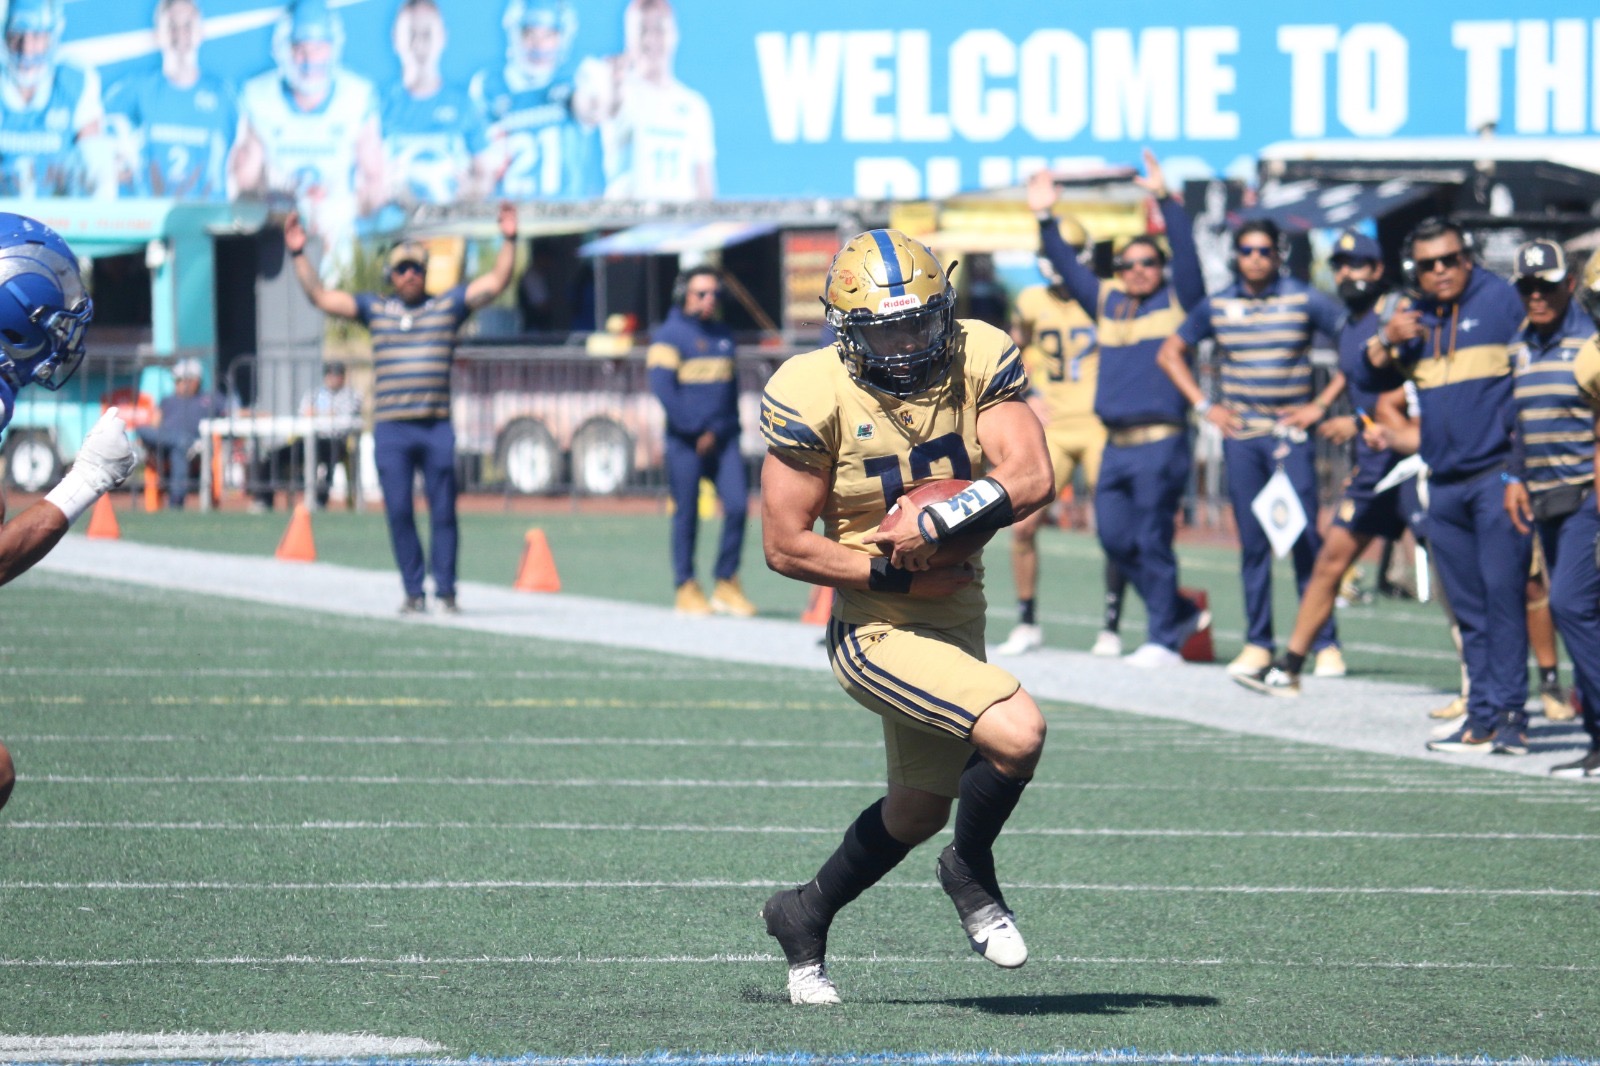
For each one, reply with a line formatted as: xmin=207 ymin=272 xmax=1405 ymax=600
xmin=76 ymin=407 xmax=137 ymax=493
xmin=1025 ymin=169 xmax=1057 ymax=215
xmin=1132 ymin=148 xmax=1168 ymax=199
xmin=498 ymin=201 xmax=518 ymax=240
xmin=283 ymin=211 xmax=307 ymax=255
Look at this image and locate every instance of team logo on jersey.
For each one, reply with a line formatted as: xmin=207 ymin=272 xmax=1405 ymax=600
xmin=897 ymin=410 xmax=915 ymax=426
xmin=854 ymin=422 xmax=874 ymax=440
xmin=1461 ymin=318 xmax=1478 ymax=333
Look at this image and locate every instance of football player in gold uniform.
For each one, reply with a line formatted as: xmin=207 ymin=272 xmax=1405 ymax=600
xmin=996 ymin=217 xmax=1127 ymax=658
xmin=759 ymin=229 xmax=1054 ymax=1005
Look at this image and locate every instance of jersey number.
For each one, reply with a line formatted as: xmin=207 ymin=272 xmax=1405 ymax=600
xmin=1037 ymin=326 xmax=1096 ymax=382
xmin=863 ymin=432 xmax=972 ymax=506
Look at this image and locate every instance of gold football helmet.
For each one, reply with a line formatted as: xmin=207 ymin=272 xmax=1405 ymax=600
xmin=1580 ymin=252 xmax=1600 ymax=327
xmin=1038 ymin=214 xmax=1090 ymax=285
xmin=824 ymin=229 xmax=957 ymax=398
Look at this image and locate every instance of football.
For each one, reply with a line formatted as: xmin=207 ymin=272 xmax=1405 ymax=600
xmin=879 ymin=478 xmax=997 ymax=565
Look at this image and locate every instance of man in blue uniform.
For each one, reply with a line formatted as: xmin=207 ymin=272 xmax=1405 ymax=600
xmin=0 ymin=0 xmax=113 ymax=196
xmin=648 ymin=267 xmax=755 ymax=616
xmin=1364 ymin=217 xmax=1530 ymax=755
xmin=1233 ymin=230 xmax=1408 ymax=695
xmin=0 ymin=212 xmax=137 ymax=812
xmin=469 ymin=0 xmax=600 ymax=200
xmin=284 ymin=204 xmax=517 ymax=615
xmin=1028 ymin=154 xmax=1210 ymax=667
xmin=1501 ymin=241 xmax=1598 ymax=763
xmin=1158 ymin=219 xmax=1348 ymax=678
xmin=104 ymin=0 xmax=235 ymax=199
xmin=381 ymin=0 xmax=489 ymax=205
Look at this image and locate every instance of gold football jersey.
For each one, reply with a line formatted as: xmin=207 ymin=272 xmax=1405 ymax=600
xmin=761 ymin=319 xmax=1030 ymax=629
xmin=1014 ymin=284 xmax=1098 ymax=427
xmin=1576 ymin=335 xmax=1600 ymax=410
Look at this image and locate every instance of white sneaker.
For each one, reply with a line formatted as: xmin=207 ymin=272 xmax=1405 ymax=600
xmin=1125 ymin=642 xmax=1184 ymax=668
xmin=785 ymin=962 xmax=841 ymax=1005
xmin=996 ymin=622 xmax=1043 ymax=656
xmin=1227 ymin=644 xmax=1275 ymax=677
xmin=1312 ymin=646 xmax=1347 ymax=677
xmin=966 ymin=908 xmax=1028 ymax=969
xmin=1090 ymin=630 xmax=1122 ymax=657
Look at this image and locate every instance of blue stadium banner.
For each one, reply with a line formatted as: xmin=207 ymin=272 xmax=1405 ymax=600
xmin=13 ymin=0 xmax=1599 ymax=235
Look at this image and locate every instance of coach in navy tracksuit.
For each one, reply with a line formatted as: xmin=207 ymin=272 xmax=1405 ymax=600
xmin=1501 ymin=240 xmax=1600 ymax=775
xmin=1030 ymin=154 xmax=1208 ymax=668
xmin=648 ymin=267 xmax=754 ymax=617
xmin=1363 ymin=218 xmax=1531 ymax=755
xmin=1157 ymin=219 xmax=1348 ymax=677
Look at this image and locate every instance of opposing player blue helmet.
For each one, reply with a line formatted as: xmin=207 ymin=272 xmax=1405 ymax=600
xmin=503 ymin=0 xmax=575 ymax=88
xmin=0 ymin=212 xmax=92 ymax=395
xmin=272 ymin=0 xmax=344 ymax=95
xmin=3 ymin=0 xmax=64 ymax=91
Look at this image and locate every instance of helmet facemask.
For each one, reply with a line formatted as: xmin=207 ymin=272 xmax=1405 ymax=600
xmin=0 ymin=224 xmax=92 ymax=393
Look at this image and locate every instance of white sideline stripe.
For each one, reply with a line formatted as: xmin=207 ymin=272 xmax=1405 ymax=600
xmin=5 ymin=734 xmax=883 ymax=750
xmin=19 ymin=774 xmax=1561 ymax=796
xmin=0 ymin=1032 xmax=441 ymax=1062
xmin=7 ymin=879 xmax=1598 ymax=897
xmin=1 ymin=953 xmax=1596 ymax=974
xmin=9 ymin=821 xmax=1599 ymax=842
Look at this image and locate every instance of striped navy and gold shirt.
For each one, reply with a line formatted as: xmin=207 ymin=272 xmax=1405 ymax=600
xmin=1178 ymin=277 xmax=1345 ymax=439
xmin=1509 ymin=299 xmax=1597 ymax=496
xmin=354 ymin=284 xmax=472 ymax=423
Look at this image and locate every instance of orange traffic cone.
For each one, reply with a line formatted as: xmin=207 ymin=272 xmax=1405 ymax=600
xmin=1179 ymin=586 xmax=1214 ymax=663
xmin=513 ymin=528 xmax=561 ymax=592
xmin=85 ymin=494 xmax=120 ymax=540
xmin=800 ymin=585 xmax=834 ymax=625
xmin=143 ymin=460 xmax=162 ymax=512
xmin=274 ymin=503 xmax=316 ymax=562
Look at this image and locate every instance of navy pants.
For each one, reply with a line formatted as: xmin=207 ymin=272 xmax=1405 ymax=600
xmin=1544 ymin=494 xmax=1600 ymax=747
xmin=1427 ymin=467 xmax=1532 ymax=735
xmin=1095 ymin=434 xmax=1195 ymax=650
xmin=665 ymin=431 xmax=747 ymax=588
xmin=374 ymin=418 xmax=458 ymax=600
xmin=1224 ymin=435 xmax=1336 ymax=652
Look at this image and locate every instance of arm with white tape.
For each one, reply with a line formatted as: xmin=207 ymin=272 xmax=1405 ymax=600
xmin=0 ymin=407 xmax=136 ymax=587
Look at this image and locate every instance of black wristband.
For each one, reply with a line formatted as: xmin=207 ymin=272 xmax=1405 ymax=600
xmin=868 ymin=556 xmax=914 ymax=594
xmin=289 ymin=247 xmax=304 ymax=258
xmin=923 ymin=476 xmax=1016 ymax=540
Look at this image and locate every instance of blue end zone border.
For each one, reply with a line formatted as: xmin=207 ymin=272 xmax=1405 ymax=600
xmin=28 ymin=1052 xmax=1599 ymax=1066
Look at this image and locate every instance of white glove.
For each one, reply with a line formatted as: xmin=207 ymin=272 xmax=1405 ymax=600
xmin=44 ymin=406 xmax=136 ymax=523
xmin=74 ymin=407 xmax=137 ymax=492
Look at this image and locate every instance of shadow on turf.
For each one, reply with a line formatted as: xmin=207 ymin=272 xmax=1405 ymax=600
xmin=739 ymin=989 xmax=1218 ymax=1014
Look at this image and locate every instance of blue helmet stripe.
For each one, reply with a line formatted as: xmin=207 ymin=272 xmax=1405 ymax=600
xmin=869 ymin=230 xmax=906 ymax=298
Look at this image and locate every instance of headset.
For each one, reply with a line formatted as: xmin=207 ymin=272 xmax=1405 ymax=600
xmin=1399 ymin=216 xmax=1474 ymax=295
xmin=671 ymin=266 xmax=720 ymax=309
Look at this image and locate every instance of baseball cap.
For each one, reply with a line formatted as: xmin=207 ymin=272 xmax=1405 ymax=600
xmin=386 ymin=241 xmax=429 ymax=272
xmin=1329 ymin=229 xmax=1381 ymax=265
xmin=172 ymin=357 xmax=203 ymax=380
xmin=1513 ymin=239 xmax=1567 ymax=282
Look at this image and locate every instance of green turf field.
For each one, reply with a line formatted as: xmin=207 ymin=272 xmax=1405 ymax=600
xmin=3 ymin=563 xmax=1597 ymax=1063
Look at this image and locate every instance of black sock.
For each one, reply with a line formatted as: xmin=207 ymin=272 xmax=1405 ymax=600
xmin=1540 ymin=666 xmax=1560 ymax=690
xmin=1283 ymin=650 xmax=1306 ymax=676
xmin=951 ymin=756 xmax=1030 ymax=909
xmin=1018 ymin=598 xmax=1036 ymax=626
xmin=800 ymin=798 xmax=914 ymax=922
xmin=1102 ymin=560 xmax=1126 ymax=632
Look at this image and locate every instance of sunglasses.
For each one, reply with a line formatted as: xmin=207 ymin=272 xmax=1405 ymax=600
xmin=1415 ymin=251 xmax=1464 ymax=273
xmin=687 ymin=287 xmax=722 ymax=299
xmin=391 ymin=261 xmax=425 ymax=277
xmin=1235 ymin=245 xmax=1275 ymax=259
xmin=1116 ymin=256 xmax=1161 ymax=271
xmin=1515 ymin=277 xmax=1562 ymax=297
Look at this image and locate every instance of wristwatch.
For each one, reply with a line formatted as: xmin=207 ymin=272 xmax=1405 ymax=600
xmin=1194 ymin=399 xmax=1212 ymax=417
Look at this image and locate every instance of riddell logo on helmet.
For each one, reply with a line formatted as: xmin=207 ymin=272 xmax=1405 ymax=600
xmin=878 ymin=294 xmax=923 ymax=313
